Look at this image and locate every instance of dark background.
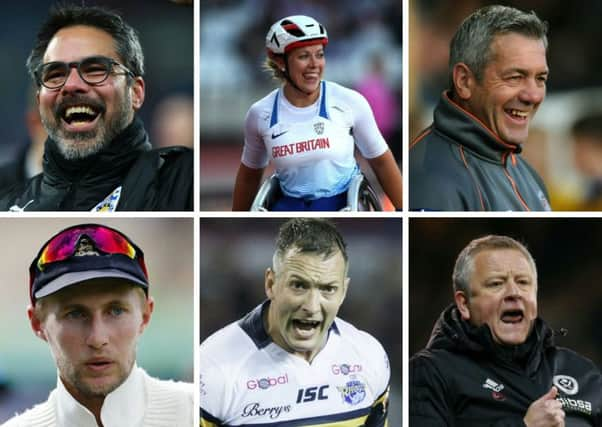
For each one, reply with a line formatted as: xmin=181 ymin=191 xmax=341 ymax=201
xmin=410 ymin=218 xmax=602 ymax=370
xmin=0 ymin=0 xmax=193 ymax=163
xmin=200 ymin=217 xmax=402 ymax=425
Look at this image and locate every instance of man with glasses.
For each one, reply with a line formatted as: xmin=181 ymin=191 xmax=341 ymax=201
xmin=0 ymin=5 xmax=192 ymax=211
xmin=2 ymin=224 xmax=193 ymax=426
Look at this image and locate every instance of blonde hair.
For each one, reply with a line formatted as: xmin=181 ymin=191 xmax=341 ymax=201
xmin=263 ymin=56 xmax=287 ymax=83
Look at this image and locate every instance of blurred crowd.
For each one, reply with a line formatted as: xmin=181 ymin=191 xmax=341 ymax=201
xmin=410 ymin=219 xmax=602 ymax=369
xmin=411 ymin=0 xmax=602 ymax=210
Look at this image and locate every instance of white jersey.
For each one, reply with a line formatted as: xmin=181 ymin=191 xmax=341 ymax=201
xmin=2 ymin=365 xmax=193 ymax=427
xmin=242 ymin=81 xmax=388 ymax=199
xmin=200 ymin=302 xmax=390 ymax=426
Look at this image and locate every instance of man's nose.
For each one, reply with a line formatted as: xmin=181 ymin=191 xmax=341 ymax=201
xmin=86 ymin=315 xmax=109 ymax=349
xmin=61 ymin=66 xmax=89 ymax=93
xmin=519 ymin=78 xmax=545 ymax=105
xmin=302 ymin=289 xmax=320 ymax=313
xmin=504 ymin=280 xmax=522 ymax=298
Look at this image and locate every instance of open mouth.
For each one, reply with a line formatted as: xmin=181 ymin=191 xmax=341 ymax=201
xmin=292 ymin=319 xmax=321 ymax=337
xmin=501 ymin=309 xmax=524 ymax=324
xmin=505 ymin=108 xmax=528 ymax=122
xmin=303 ymin=73 xmax=319 ymax=81
xmin=62 ymin=105 xmax=101 ymax=126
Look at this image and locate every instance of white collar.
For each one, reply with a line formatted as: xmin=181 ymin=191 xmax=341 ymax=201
xmin=55 ymin=364 xmax=146 ymax=427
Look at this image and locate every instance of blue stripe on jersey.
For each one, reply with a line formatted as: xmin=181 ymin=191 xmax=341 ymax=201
xmin=270 ymin=90 xmax=280 ymax=127
xmin=238 ymin=302 xmax=272 ymax=349
xmin=270 ymin=81 xmax=328 ymax=127
xmin=201 ymin=408 xmax=222 ymax=425
xmin=218 ymin=406 xmax=371 ymax=427
xmin=318 ymin=81 xmax=329 ymax=119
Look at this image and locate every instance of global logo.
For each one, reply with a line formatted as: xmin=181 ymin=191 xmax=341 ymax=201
xmin=247 ymin=374 xmax=289 ymax=390
xmin=337 ymin=380 xmax=366 ymax=405
xmin=331 ymin=363 xmax=362 ymax=375
xmin=553 ymin=375 xmax=579 ymax=395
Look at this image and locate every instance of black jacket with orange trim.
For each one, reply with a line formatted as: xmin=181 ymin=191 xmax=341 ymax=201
xmin=409 ymin=92 xmax=550 ymax=211
xmin=410 ymin=305 xmax=602 ymax=427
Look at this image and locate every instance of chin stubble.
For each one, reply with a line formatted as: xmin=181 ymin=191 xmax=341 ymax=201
xmin=43 ymin=91 xmax=132 ymax=161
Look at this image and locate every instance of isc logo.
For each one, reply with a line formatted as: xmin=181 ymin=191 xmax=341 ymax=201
xmin=296 ymin=385 xmax=329 ymax=403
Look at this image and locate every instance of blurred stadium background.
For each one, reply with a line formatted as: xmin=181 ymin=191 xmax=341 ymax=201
xmin=410 ymin=218 xmax=602 ymax=370
xmin=0 ymin=0 xmax=193 ymax=192
xmin=411 ymin=0 xmax=602 ymax=210
xmin=200 ymin=218 xmax=401 ymax=425
xmin=0 ymin=218 xmax=193 ymax=423
xmin=200 ymin=0 xmax=402 ymax=210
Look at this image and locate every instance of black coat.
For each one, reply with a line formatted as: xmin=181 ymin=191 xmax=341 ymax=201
xmin=410 ymin=305 xmax=602 ymax=426
xmin=0 ymin=117 xmax=192 ymax=211
xmin=409 ymin=92 xmax=551 ymax=211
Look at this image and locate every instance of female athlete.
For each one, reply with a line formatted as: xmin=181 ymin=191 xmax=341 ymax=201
xmin=232 ymin=15 xmax=402 ymax=211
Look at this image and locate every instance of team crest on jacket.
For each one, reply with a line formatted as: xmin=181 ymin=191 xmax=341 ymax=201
xmin=313 ymin=122 xmax=325 ymax=135
xmin=92 ymin=186 xmax=122 ymax=212
xmin=337 ymin=380 xmax=366 ymax=405
xmin=553 ymin=375 xmax=579 ymax=395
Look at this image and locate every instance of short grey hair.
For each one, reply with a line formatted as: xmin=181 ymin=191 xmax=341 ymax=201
xmin=452 ymin=235 xmax=537 ymax=298
xmin=448 ymin=5 xmax=548 ymax=91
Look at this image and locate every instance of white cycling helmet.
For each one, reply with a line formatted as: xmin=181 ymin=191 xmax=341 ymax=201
xmin=266 ymin=15 xmax=328 ymax=55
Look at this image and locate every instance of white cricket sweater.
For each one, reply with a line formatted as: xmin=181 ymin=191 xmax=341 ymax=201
xmin=1 ymin=365 xmax=193 ymax=427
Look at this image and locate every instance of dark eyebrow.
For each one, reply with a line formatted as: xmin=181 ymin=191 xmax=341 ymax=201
xmin=288 ymin=273 xmax=337 ymax=287
xmin=504 ymin=67 xmax=549 ymax=76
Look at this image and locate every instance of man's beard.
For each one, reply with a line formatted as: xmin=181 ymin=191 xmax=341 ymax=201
xmin=42 ymin=90 xmax=133 ymax=161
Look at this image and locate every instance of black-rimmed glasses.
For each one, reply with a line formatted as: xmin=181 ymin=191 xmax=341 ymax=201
xmin=35 ymin=55 xmax=135 ymax=90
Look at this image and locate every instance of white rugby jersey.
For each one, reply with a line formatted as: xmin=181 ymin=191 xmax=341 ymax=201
xmin=200 ymin=301 xmax=390 ymax=426
xmin=242 ymin=81 xmax=389 ymax=199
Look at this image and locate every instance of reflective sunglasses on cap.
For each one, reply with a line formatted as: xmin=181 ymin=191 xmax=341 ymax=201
xmin=30 ymin=224 xmax=149 ymax=304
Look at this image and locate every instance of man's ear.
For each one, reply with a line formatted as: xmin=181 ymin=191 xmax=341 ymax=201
xmin=452 ymin=62 xmax=475 ymax=101
xmin=454 ymin=291 xmax=471 ymax=321
xmin=28 ymin=305 xmax=47 ymax=342
xmin=341 ymin=277 xmax=350 ymax=304
xmin=265 ymin=268 xmax=276 ymax=299
xmin=139 ymin=295 xmax=154 ymax=334
xmin=131 ymin=77 xmax=145 ymax=110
